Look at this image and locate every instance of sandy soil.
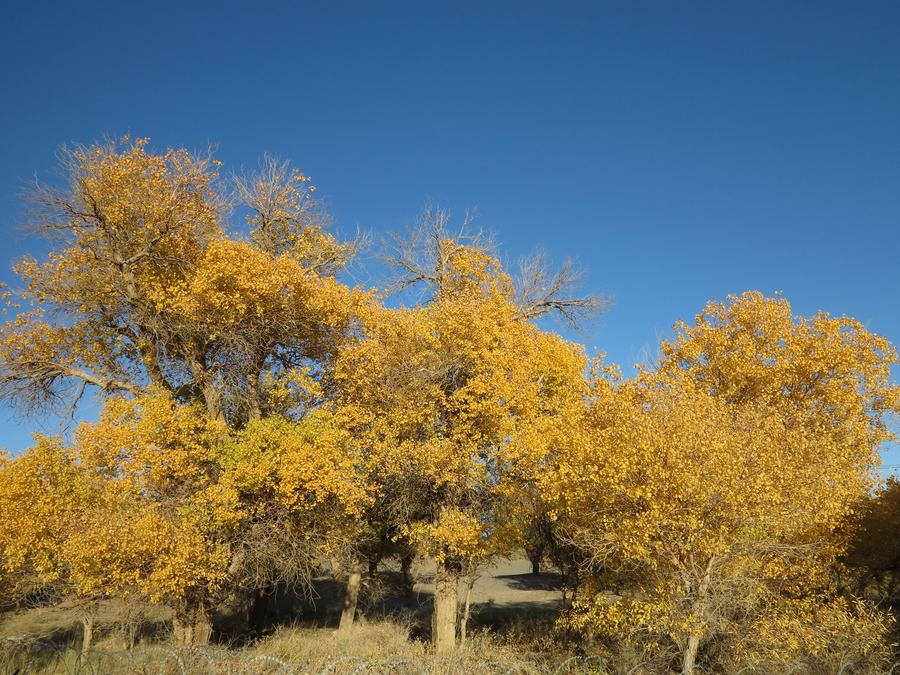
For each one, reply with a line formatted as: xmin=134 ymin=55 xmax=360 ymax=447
xmin=410 ymin=556 xmax=564 ymax=607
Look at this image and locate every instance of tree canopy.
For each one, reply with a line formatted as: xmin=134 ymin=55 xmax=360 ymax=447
xmin=0 ymin=139 xmax=897 ymax=672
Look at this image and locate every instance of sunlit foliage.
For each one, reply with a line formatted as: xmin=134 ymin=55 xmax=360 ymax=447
xmin=546 ymin=292 xmax=898 ymax=672
xmin=0 ymin=140 xmax=897 ymax=670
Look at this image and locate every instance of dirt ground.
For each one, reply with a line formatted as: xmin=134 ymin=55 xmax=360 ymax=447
xmin=0 ymin=556 xmax=564 ymax=643
xmin=411 ymin=556 xmax=563 ymax=607
xmin=319 ymin=555 xmax=566 ymax=639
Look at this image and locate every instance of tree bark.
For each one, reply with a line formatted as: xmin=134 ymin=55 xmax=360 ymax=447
xmin=187 ymin=352 xmax=224 ymax=423
xmin=173 ymin=602 xmax=212 ymax=645
xmin=680 ymin=557 xmax=714 ymax=674
xmin=432 ymin=560 xmax=459 ymax=653
xmin=526 ymin=543 xmax=544 ymax=575
xmin=246 ymin=364 xmax=263 ymax=421
xmin=248 ymin=587 xmax=272 ymax=633
xmin=682 ymin=634 xmax=700 ymax=674
xmin=459 ymin=574 xmax=476 ymax=648
xmin=136 ymin=336 xmax=169 ymax=391
xmin=201 ymin=381 xmax=224 ymax=423
xmin=401 ymin=554 xmax=415 ymax=594
xmin=338 ymin=564 xmax=363 ymax=632
xmin=80 ymin=614 xmax=94 ymax=658
xmin=329 ymin=556 xmax=344 ymax=579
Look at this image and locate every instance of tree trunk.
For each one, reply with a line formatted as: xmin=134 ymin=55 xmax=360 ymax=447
xmin=80 ymin=614 xmax=95 ymax=658
xmin=459 ymin=574 xmax=476 ymax=648
xmin=172 ymin=617 xmax=187 ymax=645
xmin=401 ymin=554 xmax=415 ymax=594
xmin=330 ymin=556 xmax=344 ymax=579
xmin=202 ymin=382 xmax=224 ymax=423
xmin=136 ymin=338 xmax=168 ymax=390
xmin=123 ymin=621 xmax=137 ymax=651
xmin=173 ymin=602 xmax=212 ymax=645
xmin=248 ymin=587 xmax=272 ymax=633
xmin=680 ymin=557 xmax=714 ymax=674
xmin=527 ymin=543 xmax=544 ymax=575
xmin=339 ymin=565 xmax=363 ymax=632
xmin=682 ymin=634 xmax=700 ymax=674
xmin=187 ymin=353 xmax=224 ymax=423
xmin=246 ymin=365 xmax=264 ymax=421
xmin=432 ymin=560 xmax=459 ymax=653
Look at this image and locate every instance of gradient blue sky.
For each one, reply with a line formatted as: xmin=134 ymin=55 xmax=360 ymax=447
xmin=1 ymin=1 xmax=898 ymax=466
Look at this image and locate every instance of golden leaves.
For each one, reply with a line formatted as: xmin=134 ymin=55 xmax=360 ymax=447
xmin=0 ymin=390 xmax=374 ymax=609
xmin=0 ymin=136 xmax=896 ymax=663
xmin=335 ymin=244 xmax=588 ymax=564
xmin=550 ymin=292 xmax=898 ymax=664
xmin=222 ymin=413 xmax=371 ymax=517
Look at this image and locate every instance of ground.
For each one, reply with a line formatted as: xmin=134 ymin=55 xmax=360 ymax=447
xmin=0 ymin=556 xmax=565 ymax=644
xmin=0 ymin=557 xmax=573 ymax=672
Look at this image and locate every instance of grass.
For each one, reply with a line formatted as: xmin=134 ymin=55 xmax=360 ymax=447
xmin=0 ymin=560 xmax=604 ymax=672
xmin=0 ymin=615 xmax=584 ymax=674
xmin=0 ymin=598 xmax=171 ymax=646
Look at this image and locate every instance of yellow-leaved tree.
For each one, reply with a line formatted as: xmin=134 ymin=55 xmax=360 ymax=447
xmin=0 ymin=390 xmax=372 ymax=646
xmin=546 ymin=292 xmax=899 ymax=672
xmin=0 ymin=437 xmax=98 ymax=653
xmin=1 ymin=139 xmax=364 ymax=424
xmin=0 ymin=139 xmax=371 ymax=644
xmin=0 ymin=432 xmax=174 ymax=653
xmin=335 ymin=210 xmax=593 ymax=651
xmin=844 ymin=476 xmax=900 ymax=621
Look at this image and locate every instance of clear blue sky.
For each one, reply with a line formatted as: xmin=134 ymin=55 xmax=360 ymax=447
xmin=1 ymin=1 xmax=898 ymax=466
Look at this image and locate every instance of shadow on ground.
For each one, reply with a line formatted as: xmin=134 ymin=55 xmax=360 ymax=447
xmin=268 ymin=571 xmax=563 ymax=639
xmin=242 ymin=560 xmax=565 ymax=644
xmin=0 ymin=559 xmax=566 ymax=651
xmin=495 ymin=572 xmax=565 ymax=592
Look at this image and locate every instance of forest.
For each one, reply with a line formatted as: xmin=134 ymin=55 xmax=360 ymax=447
xmin=0 ymin=137 xmax=898 ymax=674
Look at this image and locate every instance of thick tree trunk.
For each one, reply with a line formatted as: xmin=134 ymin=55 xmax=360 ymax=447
xmin=80 ymin=614 xmax=94 ymax=658
xmin=202 ymin=382 xmax=224 ymax=423
xmin=194 ymin=614 xmax=212 ymax=645
xmin=136 ymin=338 xmax=168 ymax=390
xmin=329 ymin=556 xmax=344 ymax=579
xmin=173 ymin=602 xmax=212 ymax=646
xmin=123 ymin=620 xmax=137 ymax=651
xmin=401 ymin=554 xmax=415 ymax=594
xmin=339 ymin=564 xmax=363 ymax=632
xmin=246 ymin=366 xmax=263 ymax=421
xmin=682 ymin=634 xmax=700 ymax=674
xmin=432 ymin=561 xmax=459 ymax=653
xmin=248 ymin=587 xmax=272 ymax=633
xmin=187 ymin=353 xmax=224 ymax=423
xmin=526 ymin=544 xmax=544 ymax=575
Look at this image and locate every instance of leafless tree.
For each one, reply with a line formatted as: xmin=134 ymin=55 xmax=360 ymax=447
xmin=382 ymin=202 xmax=608 ymax=328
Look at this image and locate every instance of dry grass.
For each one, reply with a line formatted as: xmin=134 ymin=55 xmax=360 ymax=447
xmin=0 ymin=559 xmax=581 ymax=672
xmin=250 ymin=615 xmax=428 ymax=663
xmin=0 ymin=598 xmax=172 ymax=650
xmin=0 ymin=616 xmax=577 ymax=674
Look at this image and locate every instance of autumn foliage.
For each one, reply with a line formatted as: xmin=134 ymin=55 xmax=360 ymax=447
xmin=0 ymin=138 xmax=898 ymax=672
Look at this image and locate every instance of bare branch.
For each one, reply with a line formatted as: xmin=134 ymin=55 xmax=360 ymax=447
xmin=380 ymin=203 xmax=493 ymax=298
xmin=514 ymin=250 xmax=610 ymax=329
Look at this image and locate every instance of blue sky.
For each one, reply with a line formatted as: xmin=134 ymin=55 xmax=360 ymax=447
xmin=1 ymin=1 xmax=898 ymax=466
